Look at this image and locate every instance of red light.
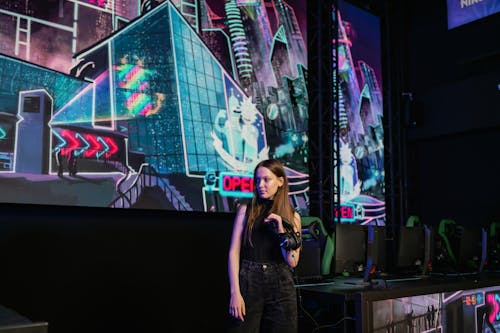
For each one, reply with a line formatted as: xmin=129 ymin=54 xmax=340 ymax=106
xmin=104 ymin=137 xmax=119 ymax=158
xmin=84 ymin=134 xmax=100 ymax=158
xmin=60 ymin=129 xmax=80 ymax=155
xmin=222 ymin=175 xmax=253 ymax=193
xmin=335 ymin=205 xmax=354 ymax=219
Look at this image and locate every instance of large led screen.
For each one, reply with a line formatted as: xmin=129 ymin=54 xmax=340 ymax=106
xmin=0 ymin=0 xmax=308 ymax=213
xmin=333 ymin=1 xmax=385 ymax=225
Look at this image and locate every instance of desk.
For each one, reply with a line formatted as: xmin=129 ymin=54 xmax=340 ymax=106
xmin=297 ymin=274 xmax=500 ymax=333
xmin=297 ymin=278 xmax=370 ymax=332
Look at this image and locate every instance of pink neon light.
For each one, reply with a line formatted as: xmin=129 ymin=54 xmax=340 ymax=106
xmin=84 ymin=134 xmax=100 ymax=158
xmin=127 ymin=93 xmax=150 ymax=112
xmin=138 ymin=104 xmax=152 ymax=116
xmin=57 ymin=130 xmax=120 ymax=159
xmin=487 ymin=294 xmax=499 ymax=324
xmin=127 ymin=92 xmax=141 ymax=106
xmin=265 ymin=0 xmax=280 ymax=32
xmin=123 ymin=66 xmax=141 ymax=88
xmin=93 ymin=71 xmax=109 ymax=85
xmin=205 ymin=2 xmax=222 ymax=27
xmin=125 ymin=91 xmax=152 ymax=116
xmin=104 ymin=137 xmax=119 ymax=158
xmin=364 ymin=207 xmax=386 ymax=212
xmin=360 ymin=213 xmax=387 ymax=225
xmin=88 ymin=0 xmax=107 ymax=7
xmin=60 ymin=129 xmax=80 ymax=155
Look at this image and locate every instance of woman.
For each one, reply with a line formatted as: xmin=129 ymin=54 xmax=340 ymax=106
xmin=228 ymin=159 xmax=302 ymax=332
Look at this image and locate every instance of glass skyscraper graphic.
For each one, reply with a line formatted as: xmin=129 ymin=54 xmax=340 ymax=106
xmin=66 ymin=1 xmax=267 ymax=175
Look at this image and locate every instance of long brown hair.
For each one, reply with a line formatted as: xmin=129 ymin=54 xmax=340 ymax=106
xmin=243 ymin=159 xmax=296 ymax=246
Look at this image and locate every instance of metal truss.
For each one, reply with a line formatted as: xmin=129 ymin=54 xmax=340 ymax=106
xmin=307 ymin=0 xmax=340 ymax=233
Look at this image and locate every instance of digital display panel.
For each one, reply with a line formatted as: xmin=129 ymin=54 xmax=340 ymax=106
xmin=0 ymin=0 xmax=308 ymax=213
xmin=333 ymin=1 xmax=385 ymax=225
xmin=447 ymin=0 xmax=500 ymax=29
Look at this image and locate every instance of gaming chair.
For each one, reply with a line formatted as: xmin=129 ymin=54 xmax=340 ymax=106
xmin=434 ymin=218 xmax=458 ymax=272
xmin=405 ymin=215 xmax=421 ymax=227
xmin=295 ymin=216 xmax=335 ymax=280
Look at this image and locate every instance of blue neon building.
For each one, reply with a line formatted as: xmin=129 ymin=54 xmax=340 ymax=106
xmin=64 ymin=0 xmax=267 ymax=175
xmin=0 ymin=54 xmax=91 ymax=171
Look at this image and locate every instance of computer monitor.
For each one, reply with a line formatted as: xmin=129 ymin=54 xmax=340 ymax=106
xmin=334 ymin=223 xmax=366 ymax=276
xmin=456 ymin=226 xmax=486 ymax=273
xmin=396 ymin=226 xmax=425 ymax=271
xmin=433 ymin=221 xmax=461 ymax=273
xmin=0 ymin=322 xmax=48 ymax=333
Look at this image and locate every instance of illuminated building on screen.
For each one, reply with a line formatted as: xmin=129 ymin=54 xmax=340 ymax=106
xmin=0 ymin=0 xmax=309 ymax=212
xmin=238 ymin=2 xmax=275 ymax=88
xmin=334 ymin=4 xmax=385 ymax=224
xmin=273 ymin=0 xmax=306 ymax=76
xmin=157 ymin=0 xmax=309 ymax=173
xmin=358 ymin=60 xmax=383 ymax=121
xmin=0 ymin=0 xmax=141 ymax=72
xmin=270 ymin=26 xmax=293 ymax=87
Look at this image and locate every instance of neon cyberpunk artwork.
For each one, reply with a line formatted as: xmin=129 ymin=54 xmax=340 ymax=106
xmin=372 ymin=287 xmax=500 ymax=333
xmin=0 ymin=0 xmax=309 ymax=212
xmin=334 ymin=1 xmax=385 ymax=225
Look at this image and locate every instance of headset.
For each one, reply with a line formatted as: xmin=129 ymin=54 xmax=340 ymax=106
xmin=278 ymin=217 xmax=302 ymax=250
xmin=265 ymin=214 xmax=302 ymax=250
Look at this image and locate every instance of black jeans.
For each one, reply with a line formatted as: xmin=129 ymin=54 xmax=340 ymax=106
xmin=228 ymin=259 xmax=297 ymax=333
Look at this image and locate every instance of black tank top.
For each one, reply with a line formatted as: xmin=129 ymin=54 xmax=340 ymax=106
xmin=241 ymin=201 xmax=283 ymax=263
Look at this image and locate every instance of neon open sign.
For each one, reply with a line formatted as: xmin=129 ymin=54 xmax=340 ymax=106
xmin=219 ymin=172 xmax=254 ymax=198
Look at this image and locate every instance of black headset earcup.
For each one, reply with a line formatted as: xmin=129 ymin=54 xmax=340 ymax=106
xmin=278 ymin=232 xmax=301 ymax=250
xmin=288 ymin=232 xmax=302 ymax=250
xmin=294 ymin=232 xmax=302 ymax=249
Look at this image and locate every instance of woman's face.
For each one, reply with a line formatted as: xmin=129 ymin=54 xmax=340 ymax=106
xmin=255 ymin=166 xmax=284 ymax=200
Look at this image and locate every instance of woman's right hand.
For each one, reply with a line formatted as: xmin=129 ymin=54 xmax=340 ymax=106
xmin=229 ymin=291 xmax=246 ymax=321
